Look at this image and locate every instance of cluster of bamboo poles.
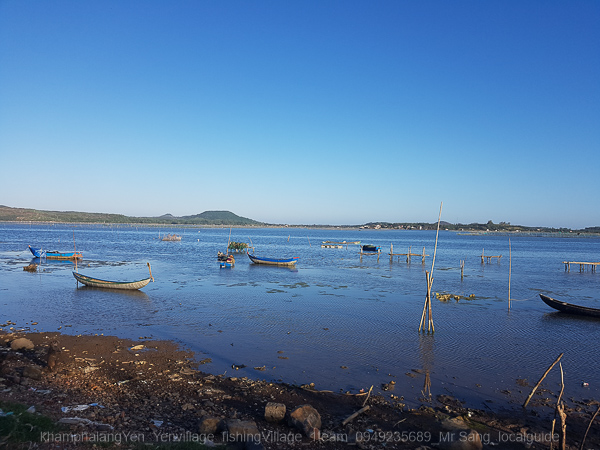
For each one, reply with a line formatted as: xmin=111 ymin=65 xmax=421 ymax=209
xmin=415 ymin=205 xmax=598 ymax=447
xmin=419 ymin=202 xmax=442 ymax=333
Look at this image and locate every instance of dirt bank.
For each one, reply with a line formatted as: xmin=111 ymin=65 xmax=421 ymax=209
xmin=0 ymin=331 xmax=598 ymax=449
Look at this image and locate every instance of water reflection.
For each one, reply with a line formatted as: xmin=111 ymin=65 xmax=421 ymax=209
xmin=73 ymin=285 xmax=151 ymax=301
xmin=418 ymin=333 xmax=435 ymax=402
xmin=541 ymin=312 xmax=600 ymax=324
xmin=248 ymin=263 xmax=299 ymax=273
xmin=2 ymin=223 xmax=599 ymax=411
xmin=30 ymin=257 xmax=75 ymax=266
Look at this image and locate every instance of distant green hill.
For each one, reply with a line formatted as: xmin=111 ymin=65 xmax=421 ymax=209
xmin=180 ymin=211 xmax=258 ymax=225
xmin=1 ymin=205 xmax=595 ymax=232
xmin=0 ymin=205 xmax=262 ymax=226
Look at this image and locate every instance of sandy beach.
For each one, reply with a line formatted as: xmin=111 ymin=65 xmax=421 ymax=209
xmin=1 ymin=331 xmax=599 ymax=449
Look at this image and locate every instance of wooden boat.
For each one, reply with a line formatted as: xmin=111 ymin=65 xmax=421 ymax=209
xmin=247 ymin=253 xmax=299 ymax=266
xmin=217 ymin=251 xmax=231 ymax=261
xmin=161 ymin=234 xmax=181 ymax=241
xmin=220 ymin=255 xmax=235 ymax=268
xmin=73 ymin=263 xmax=154 ymax=290
xmin=29 ymin=245 xmax=82 ymax=259
xmin=361 ymin=244 xmax=381 ymax=252
xmin=540 ymin=294 xmax=600 ymax=318
xmin=218 ymin=228 xmax=235 ymax=267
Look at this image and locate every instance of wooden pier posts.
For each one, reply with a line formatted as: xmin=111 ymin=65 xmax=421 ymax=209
xmin=563 ymin=261 xmax=599 ymax=273
xmin=359 ymin=249 xmax=381 ymax=262
xmin=389 ymin=245 xmax=428 ymax=264
xmin=481 ymin=248 xmax=502 ymax=264
xmin=508 ymin=239 xmax=512 ymax=311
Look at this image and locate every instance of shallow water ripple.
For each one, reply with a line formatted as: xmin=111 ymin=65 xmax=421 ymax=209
xmin=1 ymin=224 xmax=598 ymax=409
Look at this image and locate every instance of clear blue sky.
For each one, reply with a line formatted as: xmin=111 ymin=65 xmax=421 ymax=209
xmin=1 ymin=1 xmax=598 ymax=228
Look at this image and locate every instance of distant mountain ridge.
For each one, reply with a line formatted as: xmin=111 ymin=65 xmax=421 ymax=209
xmin=0 ymin=205 xmax=597 ymax=232
xmin=0 ymin=205 xmax=262 ymax=226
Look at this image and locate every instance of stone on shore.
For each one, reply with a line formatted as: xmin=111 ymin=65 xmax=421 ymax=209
xmin=289 ymin=404 xmax=321 ymax=439
xmin=221 ymin=418 xmax=260 ymax=441
xmin=22 ymin=365 xmax=43 ymax=380
xmin=441 ymin=416 xmax=470 ymax=430
xmin=10 ymin=338 xmax=34 ymax=351
xmin=198 ymin=415 xmax=221 ymax=434
xmin=264 ymin=402 xmax=286 ymax=422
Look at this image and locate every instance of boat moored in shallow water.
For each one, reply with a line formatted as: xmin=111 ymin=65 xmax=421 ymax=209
xmin=73 ymin=263 xmax=154 ymax=290
xmin=540 ymin=294 xmax=600 ymax=318
xmin=29 ymin=245 xmax=82 ymax=259
xmin=247 ymin=253 xmax=299 ymax=266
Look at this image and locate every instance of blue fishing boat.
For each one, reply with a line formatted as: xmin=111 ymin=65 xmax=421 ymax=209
xmin=247 ymin=253 xmax=299 ymax=266
xmin=28 ymin=246 xmax=45 ymax=258
xmin=361 ymin=244 xmax=381 ymax=252
xmin=29 ymin=245 xmax=82 ymax=260
xmin=220 ymin=255 xmax=235 ymax=268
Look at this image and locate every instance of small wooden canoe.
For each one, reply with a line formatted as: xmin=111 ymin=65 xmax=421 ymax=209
xmin=73 ymin=263 xmax=154 ymax=290
xmin=248 ymin=253 xmax=299 ymax=266
xmin=29 ymin=245 xmax=82 ymax=259
xmin=540 ymin=294 xmax=600 ymax=318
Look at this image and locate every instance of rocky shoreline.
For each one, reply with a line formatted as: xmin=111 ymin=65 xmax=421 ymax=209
xmin=1 ymin=331 xmax=598 ymax=449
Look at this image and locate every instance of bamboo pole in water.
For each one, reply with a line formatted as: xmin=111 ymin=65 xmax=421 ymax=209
xmin=508 ymin=239 xmax=512 ymax=311
xmin=419 ymin=202 xmax=442 ymax=333
xmin=226 ymin=228 xmax=232 ymax=255
xmin=430 ymin=203 xmax=442 ymax=278
xmin=427 ymin=273 xmax=434 ymax=332
xmin=419 ymin=272 xmax=429 ymax=332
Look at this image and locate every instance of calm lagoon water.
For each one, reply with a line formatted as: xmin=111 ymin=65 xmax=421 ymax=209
xmin=1 ymin=223 xmax=598 ymax=412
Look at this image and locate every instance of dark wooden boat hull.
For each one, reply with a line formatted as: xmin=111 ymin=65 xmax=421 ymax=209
xmin=361 ymin=245 xmax=380 ymax=252
xmin=248 ymin=253 xmax=299 ymax=266
xmin=540 ymin=294 xmax=600 ymax=318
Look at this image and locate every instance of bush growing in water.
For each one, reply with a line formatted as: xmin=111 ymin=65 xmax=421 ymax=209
xmin=228 ymin=242 xmax=248 ymax=252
